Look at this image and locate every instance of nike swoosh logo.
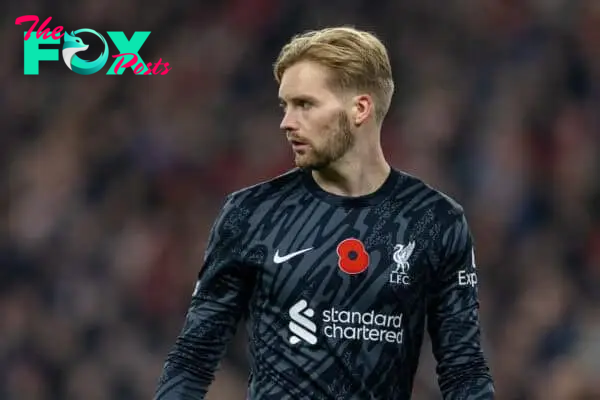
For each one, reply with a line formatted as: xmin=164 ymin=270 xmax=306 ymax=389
xmin=273 ymin=247 xmax=313 ymax=264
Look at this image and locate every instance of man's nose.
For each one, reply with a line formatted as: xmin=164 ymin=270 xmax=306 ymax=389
xmin=280 ymin=111 xmax=298 ymax=133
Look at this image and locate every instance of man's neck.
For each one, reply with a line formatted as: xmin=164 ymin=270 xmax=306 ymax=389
xmin=311 ymin=152 xmax=391 ymax=198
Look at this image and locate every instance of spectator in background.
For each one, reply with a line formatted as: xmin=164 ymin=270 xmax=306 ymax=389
xmin=2 ymin=0 xmax=599 ymax=399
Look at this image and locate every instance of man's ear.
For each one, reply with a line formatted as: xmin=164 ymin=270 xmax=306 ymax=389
xmin=352 ymin=94 xmax=374 ymax=126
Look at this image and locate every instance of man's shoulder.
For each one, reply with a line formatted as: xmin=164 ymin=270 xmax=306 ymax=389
xmin=393 ymin=169 xmax=465 ymax=218
xmin=224 ymin=168 xmax=304 ymax=208
xmin=210 ymin=169 xmax=304 ymax=234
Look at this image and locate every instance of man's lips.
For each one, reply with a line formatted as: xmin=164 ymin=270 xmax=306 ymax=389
xmin=289 ymin=138 xmax=310 ymax=149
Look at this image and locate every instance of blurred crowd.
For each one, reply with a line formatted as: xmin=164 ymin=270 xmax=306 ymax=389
xmin=2 ymin=0 xmax=600 ymax=399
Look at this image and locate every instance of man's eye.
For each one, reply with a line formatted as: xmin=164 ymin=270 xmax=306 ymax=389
xmin=299 ymin=101 xmax=311 ymax=109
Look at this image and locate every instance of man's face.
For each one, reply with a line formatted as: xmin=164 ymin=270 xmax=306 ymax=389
xmin=278 ymin=61 xmax=355 ymax=170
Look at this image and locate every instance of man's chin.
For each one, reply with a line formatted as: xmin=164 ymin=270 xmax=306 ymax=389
xmin=294 ymin=155 xmax=314 ymax=169
xmin=294 ymin=160 xmax=311 ymax=169
xmin=294 ymin=156 xmax=328 ymax=170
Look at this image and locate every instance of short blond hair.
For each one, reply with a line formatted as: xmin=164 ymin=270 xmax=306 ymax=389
xmin=273 ymin=26 xmax=394 ymax=124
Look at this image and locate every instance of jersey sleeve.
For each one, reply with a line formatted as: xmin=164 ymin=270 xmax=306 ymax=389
xmin=427 ymin=209 xmax=495 ymax=399
xmin=154 ymin=195 xmax=256 ymax=400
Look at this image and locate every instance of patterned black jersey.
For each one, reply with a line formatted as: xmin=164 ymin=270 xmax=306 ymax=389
xmin=154 ymin=168 xmax=494 ymax=400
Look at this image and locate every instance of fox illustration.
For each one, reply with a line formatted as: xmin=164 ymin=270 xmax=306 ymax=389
xmin=62 ymin=31 xmax=89 ymax=70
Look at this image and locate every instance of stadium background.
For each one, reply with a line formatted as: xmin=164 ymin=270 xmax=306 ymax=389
xmin=2 ymin=1 xmax=600 ymax=399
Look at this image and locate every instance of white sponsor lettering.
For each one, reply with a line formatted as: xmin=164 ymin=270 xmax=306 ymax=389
xmin=458 ymin=270 xmax=478 ymax=287
xmin=288 ymin=300 xmax=404 ymax=345
xmin=323 ymin=308 xmax=404 ymax=344
xmin=458 ymin=248 xmax=478 ymax=287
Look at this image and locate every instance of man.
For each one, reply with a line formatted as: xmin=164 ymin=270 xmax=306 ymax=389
xmin=154 ymin=26 xmax=494 ymax=399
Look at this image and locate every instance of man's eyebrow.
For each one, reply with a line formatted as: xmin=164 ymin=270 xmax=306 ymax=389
xmin=279 ymin=95 xmax=318 ymax=103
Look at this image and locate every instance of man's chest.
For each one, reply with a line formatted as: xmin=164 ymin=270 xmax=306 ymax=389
xmin=248 ymin=215 xmax=433 ymax=313
xmin=242 ymin=202 xmax=440 ymax=349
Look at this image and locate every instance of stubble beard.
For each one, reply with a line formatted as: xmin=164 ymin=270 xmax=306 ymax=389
xmin=294 ymin=111 xmax=355 ymax=170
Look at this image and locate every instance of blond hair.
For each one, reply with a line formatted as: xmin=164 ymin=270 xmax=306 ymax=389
xmin=273 ymin=26 xmax=394 ymax=124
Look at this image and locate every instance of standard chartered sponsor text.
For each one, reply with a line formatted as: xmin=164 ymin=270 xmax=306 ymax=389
xmin=322 ymin=308 xmax=404 ymax=344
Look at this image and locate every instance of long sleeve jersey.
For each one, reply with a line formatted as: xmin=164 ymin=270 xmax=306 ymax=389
xmin=154 ymin=167 xmax=495 ymax=399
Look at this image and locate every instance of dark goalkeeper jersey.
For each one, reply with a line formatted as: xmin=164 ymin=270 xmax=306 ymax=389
xmin=154 ymin=168 xmax=494 ymax=400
